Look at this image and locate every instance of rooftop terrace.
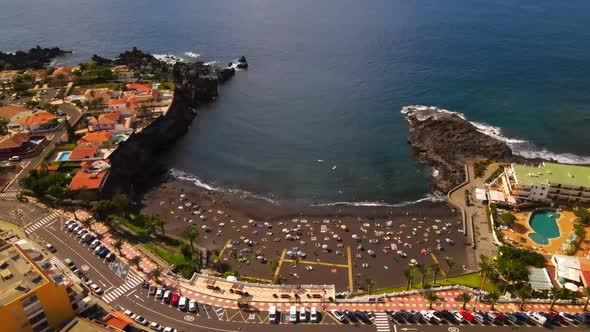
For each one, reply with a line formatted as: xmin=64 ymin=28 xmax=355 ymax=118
xmin=512 ymin=162 xmax=590 ymax=188
xmin=0 ymin=244 xmax=48 ymax=306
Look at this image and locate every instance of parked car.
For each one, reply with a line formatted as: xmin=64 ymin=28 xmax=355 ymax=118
xmin=330 ymin=310 xmax=345 ymax=322
xmin=90 ymin=283 xmax=103 ymax=295
xmin=453 ymin=311 xmax=466 ymax=323
xmin=299 ymin=307 xmax=307 ymax=322
xmin=310 ymin=307 xmax=318 ymax=322
xmin=45 ymin=243 xmax=56 ymax=253
xmin=559 ymin=312 xmax=579 ymax=325
xmin=289 ymin=306 xmax=298 ymax=323
xmin=188 ymin=300 xmax=197 ymax=313
xmin=135 ymin=316 xmax=148 ymax=326
xmin=93 ymin=245 xmax=103 ymax=255
xmin=344 ymin=310 xmax=358 ymax=322
xmin=472 ymin=312 xmax=487 ymax=324
xmin=124 ymin=310 xmax=137 ymax=320
xmin=85 ymin=235 xmax=96 ymax=244
xmin=354 ymin=310 xmax=372 ymax=324
xmin=162 ymin=328 xmax=177 ymax=332
xmin=163 ymin=290 xmax=171 ymax=303
xmin=64 ymin=258 xmax=76 ymax=269
xmin=171 ymin=293 xmax=180 ymax=307
xmin=90 ymin=240 xmax=100 ymax=249
xmin=156 ymin=288 xmax=164 ymax=299
xmin=98 ymin=247 xmax=109 ymax=258
xmin=268 ymin=305 xmax=277 ymax=324
xmin=459 ymin=310 xmax=474 ymax=323
xmin=527 ymin=312 xmax=548 ymax=326
xmin=8 ymin=156 xmax=21 ymax=162
xmin=105 ymin=252 xmax=116 ymax=262
xmin=149 ymin=285 xmax=157 ymax=296
xmin=149 ymin=322 xmax=163 ymax=331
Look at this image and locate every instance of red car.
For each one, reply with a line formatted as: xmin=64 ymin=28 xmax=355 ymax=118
xmin=459 ymin=310 xmax=474 ymax=323
xmin=494 ymin=312 xmax=508 ymax=324
xmin=171 ymin=293 xmax=180 ymax=307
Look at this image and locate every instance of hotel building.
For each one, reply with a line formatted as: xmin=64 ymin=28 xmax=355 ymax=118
xmin=0 ymin=242 xmax=90 ymax=331
xmin=504 ymin=162 xmax=590 ymax=204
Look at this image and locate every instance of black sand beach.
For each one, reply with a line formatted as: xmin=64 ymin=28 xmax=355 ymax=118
xmin=141 ymin=178 xmax=477 ymax=292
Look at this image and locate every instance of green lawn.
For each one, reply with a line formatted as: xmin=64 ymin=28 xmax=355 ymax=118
xmin=143 ymin=243 xmax=188 ymax=266
xmin=361 ymin=272 xmax=500 ymax=297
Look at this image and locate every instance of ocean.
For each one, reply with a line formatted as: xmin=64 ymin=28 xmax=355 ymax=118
xmin=2 ymin=0 xmax=590 ymax=204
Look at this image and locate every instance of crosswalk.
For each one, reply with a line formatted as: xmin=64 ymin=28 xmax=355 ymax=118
xmin=0 ymin=191 xmax=18 ymax=199
xmin=25 ymin=211 xmax=60 ymax=234
xmin=102 ymin=271 xmax=144 ymax=303
xmin=375 ymin=312 xmax=390 ymax=332
xmin=50 ymin=256 xmax=66 ymax=270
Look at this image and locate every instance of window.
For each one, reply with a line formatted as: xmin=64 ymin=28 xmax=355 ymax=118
xmin=71 ymin=302 xmax=79 ymax=311
xmin=32 ymin=320 xmax=48 ymax=332
xmin=28 ymin=311 xmax=46 ymax=325
xmin=21 ymin=294 xmax=39 ymax=307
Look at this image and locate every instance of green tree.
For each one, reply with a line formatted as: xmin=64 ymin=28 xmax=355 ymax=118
xmin=0 ymin=118 xmax=8 ymax=135
xmin=113 ymin=239 xmax=124 ymax=255
xmin=269 ymin=259 xmax=279 ymax=273
xmin=488 ymin=291 xmax=500 ymax=310
xmin=445 ymin=256 xmax=455 ymax=281
xmin=150 ymin=267 xmax=163 ymax=284
xmin=129 ymin=255 xmax=141 ymax=270
xmin=516 ymin=284 xmax=532 ymax=310
xmin=455 ymin=292 xmax=472 ymax=310
xmin=574 ymin=208 xmax=590 ymax=225
xmin=273 ymin=275 xmax=286 ymax=285
xmin=404 ymin=267 xmax=418 ymax=291
xmin=499 ymin=212 xmax=516 ymax=228
xmin=582 ymin=287 xmax=590 ymax=311
xmin=478 ymin=254 xmax=495 ymax=290
xmin=424 ymin=292 xmax=441 ymax=309
xmin=182 ymin=227 xmax=198 ymax=251
xmin=366 ymin=278 xmax=375 ymax=295
xmin=549 ymin=286 xmax=574 ymax=312
xmin=431 ymin=263 xmax=441 ymax=284
xmin=418 ymin=264 xmax=432 ymax=286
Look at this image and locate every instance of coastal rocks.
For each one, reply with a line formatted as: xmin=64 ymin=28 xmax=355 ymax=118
xmin=236 ymin=56 xmax=248 ymax=69
xmin=103 ymin=62 xmax=229 ymax=196
xmin=401 ymin=105 xmax=526 ymax=191
xmin=215 ymin=66 xmax=235 ymax=83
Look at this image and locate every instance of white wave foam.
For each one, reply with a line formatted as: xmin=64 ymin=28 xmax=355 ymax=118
xmin=313 ymin=193 xmax=446 ymax=208
xmin=169 ymin=169 xmax=279 ymax=204
xmin=153 ymin=53 xmax=184 ymax=65
xmin=402 ymin=105 xmax=590 ymax=165
xmin=184 ymin=52 xmax=200 ymax=58
xmin=204 ymin=61 xmax=217 ymax=66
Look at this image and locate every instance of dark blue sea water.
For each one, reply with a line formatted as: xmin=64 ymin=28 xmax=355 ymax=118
xmin=3 ymin=0 xmax=590 ymax=203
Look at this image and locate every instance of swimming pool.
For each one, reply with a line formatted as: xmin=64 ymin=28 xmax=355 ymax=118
xmin=56 ymin=151 xmax=71 ymax=161
xmin=114 ymin=134 xmax=127 ymax=142
xmin=528 ymin=210 xmax=561 ymax=245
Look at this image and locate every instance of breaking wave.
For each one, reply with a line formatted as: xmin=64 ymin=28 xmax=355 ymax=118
xmin=312 ymin=193 xmax=446 ymax=208
xmin=152 ymin=53 xmax=184 ymax=65
xmin=402 ymin=105 xmax=590 ymax=164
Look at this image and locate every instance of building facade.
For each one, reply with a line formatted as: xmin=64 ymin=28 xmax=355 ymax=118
xmin=504 ymin=162 xmax=590 ymax=204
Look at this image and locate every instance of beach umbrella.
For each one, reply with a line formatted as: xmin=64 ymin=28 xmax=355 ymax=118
xmin=256 ymin=255 xmax=264 ymax=260
xmin=227 ymin=244 xmax=233 ymax=249
xmin=180 ymin=194 xmax=186 ymax=198
xmin=332 ymin=234 xmax=339 ymax=239
xmin=286 ymin=250 xmax=293 ymax=256
xmin=340 ymin=225 xmax=348 ymax=230
xmin=322 ymin=244 xmax=328 ymax=249
xmin=410 ymin=259 xmax=417 ymax=264
xmin=420 ymin=249 xmax=427 ymax=254
xmin=297 ymin=251 xmax=305 ymax=257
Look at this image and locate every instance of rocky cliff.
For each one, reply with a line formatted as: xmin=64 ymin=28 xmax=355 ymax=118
xmin=103 ymin=62 xmax=231 ymax=197
xmin=401 ymin=105 xmax=537 ymax=191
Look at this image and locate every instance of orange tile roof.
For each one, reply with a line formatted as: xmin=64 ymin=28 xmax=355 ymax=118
xmin=69 ymin=169 xmax=108 ymax=191
xmin=18 ymin=111 xmax=56 ymax=126
xmin=126 ymin=83 xmax=152 ymax=91
xmin=98 ymin=112 xmax=120 ymax=124
xmin=107 ymin=98 xmax=127 ymax=105
xmin=46 ymin=164 xmax=60 ymax=171
xmin=78 ymin=131 xmax=112 ymax=145
xmin=102 ymin=312 xmax=132 ymax=330
xmin=68 ymin=145 xmax=99 ymax=160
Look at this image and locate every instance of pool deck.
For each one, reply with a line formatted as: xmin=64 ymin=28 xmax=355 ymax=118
xmin=500 ymin=210 xmax=577 ymax=255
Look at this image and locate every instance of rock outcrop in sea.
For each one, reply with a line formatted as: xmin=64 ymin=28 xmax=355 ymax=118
xmin=401 ymin=105 xmax=539 ymax=191
xmin=103 ymin=61 xmax=235 ymax=197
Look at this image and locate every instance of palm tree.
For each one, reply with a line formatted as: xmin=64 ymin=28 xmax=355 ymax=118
xmin=419 ymin=265 xmax=432 ymax=287
xmin=405 ymin=267 xmax=418 ymax=291
xmin=269 ymin=259 xmax=279 ymax=273
xmin=582 ymin=287 xmax=590 ymax=311
xmin=549 ymin=286 xmax=574 ymax=312
xmin=445 ymin=256 xmax=455 ymax=281
xmin=516 ymin=284 xmax=532 ymax=310
xmin=431 ymin=263 xmax=441 ymax=284
xmin=424 ymin=292 xmax=441 ymax=309
xmin=455 ymin=292 xmax=472 ymax=310
xmin=488 ymin=291 xmax=500 ymax=310
xmin=129 ymin=255 xmax=141 ymax=270
xmin=182 ymin=227 xmax=198 ymax=251
xmin=113 ymin=239 xmax=124 ymax=255
xmin=478 ymin=254 xmax=490 ymax=276
xmin=150 ymin=267 xmax=163 ymax=284
xmin=81 ymin=218 xmax=94 ymax=230
xmin=366 ymin=278 xmax=375 ymax=295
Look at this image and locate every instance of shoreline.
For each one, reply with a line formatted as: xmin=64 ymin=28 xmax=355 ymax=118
xmin=140 ymin=175 xmax=477 ymax=291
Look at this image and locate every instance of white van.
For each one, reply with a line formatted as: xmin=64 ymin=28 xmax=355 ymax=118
xmin=289 ymin=306 xmax=297 ymax=323
xmin=268 ymin=305 xmax=277 ymax=324
xmin=155 ymin=288 xmax=164 ymax=299
xmin=163 ymin=290 xmax=171 ymax=302
xmin=299 ymin=307 xmax=307 ymax=322
xmin=310 ymin=307 xmax=318 ymax=322
xmin=178 ymin=296 xmax=187 ymax=310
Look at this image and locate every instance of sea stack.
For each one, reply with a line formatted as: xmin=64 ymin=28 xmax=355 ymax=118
xmin=236 ymin=56 xmax=248 ymax=69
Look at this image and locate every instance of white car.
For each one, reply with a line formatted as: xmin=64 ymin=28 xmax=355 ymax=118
xmin=330 ymin=310 xmax=345 ymax=322
xmin=188 ymin=300 xmax=197 ymax=312
xmin=156 ymin=288 xmax=164 ymax=299
xmin=90 ymin=239 xmax=100 ymax=248
xmin=149 ymin=322 xmax=163 ymax=331
xmin=124 ymin=310 xmax=136 ymax=319
xmin=45 ymin=243 xmax=56 ymax=253
xmin=310 ymin=307 xmax=318 ymax=322
xmin=90 ymin=283 xmax=103 ymax=295
xmin=135 ymin=316 xmax=148 ymax=326
xmin=8 ymin=156 xmax=21 ymax=162
xmin=163 ymin=328 xmax=177 ymax=332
